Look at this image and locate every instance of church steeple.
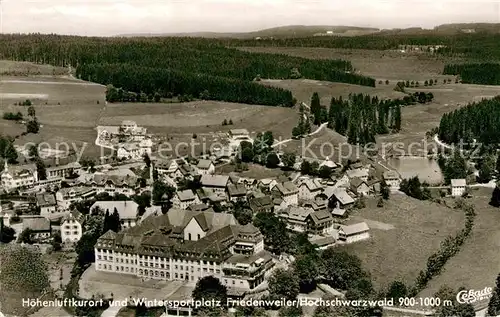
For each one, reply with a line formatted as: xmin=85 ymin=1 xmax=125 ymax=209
xmin=3 ymin=160 xmax=8 ymax=173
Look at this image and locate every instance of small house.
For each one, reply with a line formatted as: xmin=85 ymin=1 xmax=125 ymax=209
xmin=451 ymin=179 xmax=467 ymax=197
xmin=61 ymin=211 xmax=85 ymax=243
xmin=383 ymin=170 xmax=401 ymax=191
xmin=338 ymin=222 xmax=370 ymax=244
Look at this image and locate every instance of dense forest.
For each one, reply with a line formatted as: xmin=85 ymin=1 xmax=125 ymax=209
xmin=0 ymin=34 xmax=375 ymax=106
xmin=438 ymin=96 xmax=500 ymax=146
xmin=443 ymin=63 xmax=500 ymax=85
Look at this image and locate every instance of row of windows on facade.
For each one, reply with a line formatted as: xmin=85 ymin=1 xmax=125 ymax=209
xmin=64 ymin=231 xmax=79 ymax=236
xmin=97 ymin=255 xmax=220 ymax=267
xmin=64 ymin=225 xmax=79 ymax=230
xmin=97 ymin=264 xmax=245 ymax=286
xmin=96 ymin=248 xmax=223 ymax=260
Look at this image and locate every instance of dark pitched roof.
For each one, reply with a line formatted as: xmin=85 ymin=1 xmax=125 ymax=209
xmin=308 ymin=209 xmax=333 ymax=225
xmin=194 ymin=213 xmax=210 ymax=232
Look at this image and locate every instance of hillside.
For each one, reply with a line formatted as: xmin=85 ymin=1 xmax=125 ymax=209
xmin=118 ymin=25 xmax=380 ymax=39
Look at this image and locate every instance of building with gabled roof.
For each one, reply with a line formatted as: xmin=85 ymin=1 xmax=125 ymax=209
xmin=338 ymin=222 xmax=370 ymax=244
xmin=86 ymin=173 xmax=138 ymax=196
xmin=172 ymin=189 xmax=201 ymax=209
xmin=94 ymin=210 xmax=273 ymax=291
xmin=297 ymin=178 xmax=325 ymax=201
xmin=196 ymin=159 xmax=215 ymax=175
xmin=249 ymin=195 xmax=274 ymax=214
xmin=328 ymin=188 xmax=355 ymax=209
xmin=1 ymin=161 xmax=38 ymax=192
xmin=271 ymin=181 xmax=298 ymax=207
xmin=56 ymin=186 xmax=96 ymax=210
xmin=91 ymin=200 xmax=139 ymax=228
xmin=383 ymin=170 xmax=401 ymax=191
xmin=200 ymin=174 xmax=230 ymax=194
xmin=61 ymin=210 xmax=85 ymax=243
xmin=350 ymin=177 xmax=370 ymax=197
xmin=278 ymin=206 xmax=334 ymax=235
xmin=228 ymin=184 xmax=247 ymax=202
xmin=23 ymin=217 xmax=51 ymax=241
xmin=346 ymin=168 xmax=369 ymax=182
xmin=36 ymin=193 xmax=58 ymax=217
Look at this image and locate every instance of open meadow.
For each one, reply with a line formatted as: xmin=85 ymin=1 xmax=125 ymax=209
xmin=0 ymin=60 xmax=67 ymax=76
xmin=343 ymin=194 xmax=465 ymax=290
xmin=417 ymin=187 xmax=500 ymax=300
xmin=238 ymin=47 xmax=459 ymax=81
xmin=0 ymin=69 xmax=300 ymax=159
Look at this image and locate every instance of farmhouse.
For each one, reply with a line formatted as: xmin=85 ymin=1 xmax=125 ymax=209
xmin=270 ymin=181 xmax=299 ymax=207
xmin=172 ymin=190 xmax=201 ymax=209
xmin=94 ymin=210 xmax=274 ymax=291
xmin=297 ymin=178 xmax=325 ymax=201
xmin=196 ymin=159 xmax=215 ymax=175
xmin=1 ymin=162 xmax=38 ymax=192
xmin=350 ymin=178 xmax=370 ymax=197
xmin=61 ymin=211 xmax=85 ymax=243
xmin=310 ymin=236 xmax=336 ymax=250
xmin=328 ymin=188 xmax=355 ymax=209
xmin=56 ymin=186 xmax=96 ymax=209
xmin=200 ymin=174 xmax=230 ymax=194
xmin=338 ymin=222 xmax=370 ymax=244
xmin=451 ymin=179 xmax=467 ymax=197
xmin=36 ymin=193 xmax=58 ymax=216
xmin=383 ymin=170 xmax=401 ymax=191
xmin=91 ymin=200 xmax=139 ymax=228
xmin=23 ymin=217 xmax=51 ymax=241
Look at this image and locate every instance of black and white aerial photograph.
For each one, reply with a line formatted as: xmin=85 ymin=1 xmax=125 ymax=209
xmin=0 ymin=0 xmax=499 ymax=316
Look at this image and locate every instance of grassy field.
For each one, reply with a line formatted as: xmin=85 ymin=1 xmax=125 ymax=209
xmin=417 ymin=187 xmax=500 ymax=299
xmin=343 ymin=194 xmax=465 ymax=291
xmin=260 ymin=79 xmax=406 ymax=105
xmin=0 ymin=71 xmax=299 ymax=159
xmin=0 ymin=60 xmax=67 ymax=76
xmin=238 ymin=47 xmax=458 ymax=80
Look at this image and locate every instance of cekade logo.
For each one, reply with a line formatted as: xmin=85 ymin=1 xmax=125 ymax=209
xmin=456 ymin=287 xmax=493 ymax=304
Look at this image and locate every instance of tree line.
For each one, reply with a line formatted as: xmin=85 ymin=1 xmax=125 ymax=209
xmin=92 ymin=65 xmax=294 ymax=107
xmin=438 ymin=96 xmax=500 ymax=146
xmin=0 ymin=34 xmax=375 ymax=107
xmin=443 ymin=63 xmax=500 ymax=85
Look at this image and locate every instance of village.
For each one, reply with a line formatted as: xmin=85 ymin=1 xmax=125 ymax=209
xmin=0 ymin=116 xmax=475 ymax=316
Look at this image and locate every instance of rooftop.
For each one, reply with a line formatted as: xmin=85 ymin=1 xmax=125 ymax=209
xmin=24 ymin=217 xmax=51 ymax=232
xmin=200 ymin=174 xmax=229 ymax=188
xmin=228 ymin=183 xmax=247 ymax=197
xmin=383 ymin=170 xmax=401 ymax=180
xmin=451 ymin=179 xmax=466 ymax=187
xmin=177 ymin=189 xmax=197 ymax=202
xmin=197 ymin=159 xmax=214 ymax=169
xmin=36 ymin=193 xmax=57 ymax=207
xmin=91 ymin=200 xmax=139 ymax=220
xmin=341 ymin=222 xmax=369 ymax=235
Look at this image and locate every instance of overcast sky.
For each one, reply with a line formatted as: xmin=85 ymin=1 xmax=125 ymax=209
xmin=1 ymin=0 xmax=499 ymax=36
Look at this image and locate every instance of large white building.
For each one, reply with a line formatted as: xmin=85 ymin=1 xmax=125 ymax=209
xmin=1 ymin=162 xmax=38 ymax=192
xmin=94 ymin=210 xmax=274 ymax=291
xmin=270 ymin=181 xmax=299 ymax=208
xmin=338 ymin=222 xmax=370 ymax=244
xmin=172 ymin=190 xmax=201 ymax=209
xmin=61 ymin=211 xmax=85 ymax=243
xmin=297 ymin=178 xmax=324 ymax=201
xmin=383 ymin=170 xmax=401 ymax=191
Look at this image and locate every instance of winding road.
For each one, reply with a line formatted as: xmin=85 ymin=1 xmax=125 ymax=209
xmin=272 ymin=122 xmax=328 ymax=148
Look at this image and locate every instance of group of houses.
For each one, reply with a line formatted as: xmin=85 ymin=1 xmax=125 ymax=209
xmin=97 ymin=120 xmax=153 ymax=160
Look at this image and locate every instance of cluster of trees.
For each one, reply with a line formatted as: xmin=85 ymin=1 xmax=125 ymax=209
xmin=238 ymin=131 xmax=281 ymax=168
xmin=412 ymin=201 xmax=475 ymax=295
xmin=0 ymin=245 xmax=50 ymax=316
xmin=0 ymin=135 xmax=18 ymax=163
xmin=3 ymin=112 xmax=23 ymax=121
xmin=399 ymin=176 xmax=432 ymax=200
xmin=291 ymin=103 xmax=312 ymax=138
xmin=16 ymin=99 xmax=32 ymax=106
xmin=394 ymin=79 xmax=442 ymax=92
xmin=438 ymin=97 xmax=500 ymax=146
xmin=25 ymin=106 xmax=39 ymax=134
xmin=443 ymin=63 xmax=500 ymax=85
xmin=437 ymin=151 xmax=470 ymax=185
xmin=300 ymin=160 xmax=334 ymax=179
xmin=328 ymin=93 xmax=402 ymax=145
xmin=221 ymin=119 xmax=233 ymax=126
xmin=488 ymin=273 xmax=500 ymax=316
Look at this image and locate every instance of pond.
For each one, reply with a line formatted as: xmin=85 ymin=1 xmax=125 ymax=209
xmin=387 ymin=156 xmax=443 ymax=184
